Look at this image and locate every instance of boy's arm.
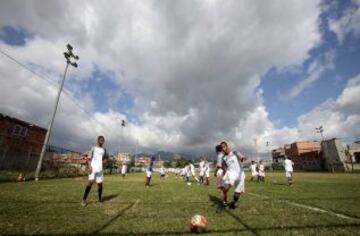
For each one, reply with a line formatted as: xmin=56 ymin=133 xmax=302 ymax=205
xmin=87 ymin=147 xmax=94 ymax=173
xmin=103 ymin=148 xmax=109 ymax=164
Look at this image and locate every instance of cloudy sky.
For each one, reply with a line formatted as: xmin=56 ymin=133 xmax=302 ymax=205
xmin=0 ymin=0 xmax=359 ymax=157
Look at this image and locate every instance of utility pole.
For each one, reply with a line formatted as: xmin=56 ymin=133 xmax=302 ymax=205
xmin=135 ymin=139 xmax=138 ymax=162
xmin=315 ymin=126 xmax=324 ymax=141
xmin=35 ymin=44 xmax=79 ymax=181
xmin=121 ymin=119 xmax=126 ymax=140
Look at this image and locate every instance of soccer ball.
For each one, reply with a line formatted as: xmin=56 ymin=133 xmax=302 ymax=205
xmin=187 ymin=182 xmax=192 ymax=186
xmin=190 ymin=214 xmax=207 ymax=233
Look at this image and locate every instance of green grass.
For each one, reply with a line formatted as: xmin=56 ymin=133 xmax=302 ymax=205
xmin=1 ymin=172 xmax=360 ymax=235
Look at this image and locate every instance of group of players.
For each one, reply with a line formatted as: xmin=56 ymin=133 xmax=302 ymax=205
xmin=176 ymin=159 xmax=211 ymax=185
xmin=80 ymin=136 xmax=294 ymax=209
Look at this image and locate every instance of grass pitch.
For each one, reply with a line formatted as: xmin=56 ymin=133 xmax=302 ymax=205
xmin=0 ymin=172 xmax=360 ymax=235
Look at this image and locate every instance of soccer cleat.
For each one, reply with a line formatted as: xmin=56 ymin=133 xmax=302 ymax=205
xmin=81 ymin=200 xmax=87 ymax=207
xmin=216 ymin=201 xmax=227 ymax=213
xmin=229 ymin=201 xmax=236 ymax=209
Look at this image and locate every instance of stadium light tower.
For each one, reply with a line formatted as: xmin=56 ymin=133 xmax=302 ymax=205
xmin=121 ymin=119 xmax=126 ymax=139
xmin=315 ymin=126 xmax=324 ymax=141
xmin=35 ymin=44 xmax=79 ymax=181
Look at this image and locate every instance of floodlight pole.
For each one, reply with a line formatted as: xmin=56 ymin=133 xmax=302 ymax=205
xmin=316 ymin=126 xmax=324 ymax=141
xmin=34 ymin=44 xmax=79 ymax=181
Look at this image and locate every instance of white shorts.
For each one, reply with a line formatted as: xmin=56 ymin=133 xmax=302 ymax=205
xmin=146 ymin=170 xmax=152 ymax=178
xmin=89 ymin=170 xmax=104 ymax=183
xmin=286 ymin=171 xmax=293 ymax=178
xmin=205 ymin=171 xmax=210 ymax=178
xmin=223 ymin=171 xmax=240 ymax=186
xmin=259 ymin=171 xmax=265 ymax=177
xmin=234 ymin=176 xmax=245 ymax=193
xmin=199 ymin=171 xmax=205 ymax=177
xmin=224 ymin=171 xmax=245 ymax=193
xmin=251 ymin=171 xmax=258 ymax=177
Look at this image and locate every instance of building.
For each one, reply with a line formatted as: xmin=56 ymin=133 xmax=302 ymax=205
xmin=321 ymin=139 xmax=349 ymax=172
xmin=0 ymin=113 xmax=47 ymax=171
xmin=273 ymin=141 xmax=322 ymax=171
xmin=135 ymin=156 xmax=150 ymax=167
xmin=272 ymin=147 xmax=286 ymax=169
xmin=348 ymin=141 xmax=360 ymax=163
xmin=115 ymin=153 xmax=131 ymax=167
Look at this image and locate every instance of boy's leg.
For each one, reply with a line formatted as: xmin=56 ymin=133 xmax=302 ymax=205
xmin=97 ymin=183 xmax=103 ymax=202
xmin=82 ymin=180 xmax=93 ymax=206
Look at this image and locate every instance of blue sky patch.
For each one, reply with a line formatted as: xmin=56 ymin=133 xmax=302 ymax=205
xmin=259 ymin=1 xmax=360 ymax=128
xmin=0 ymin=25 xmax=31 ymax=46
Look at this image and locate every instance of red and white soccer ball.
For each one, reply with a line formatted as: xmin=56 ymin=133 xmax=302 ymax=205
xmin=190 ymin=214 xmax=207 ymax=233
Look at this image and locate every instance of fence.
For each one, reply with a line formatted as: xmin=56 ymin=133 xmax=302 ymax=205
xmin=0 ymin=134 xmax=90 ymax=180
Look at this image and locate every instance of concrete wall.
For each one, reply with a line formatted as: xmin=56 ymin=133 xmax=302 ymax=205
xmin=321 ymin=139 xmax=348 ymax=172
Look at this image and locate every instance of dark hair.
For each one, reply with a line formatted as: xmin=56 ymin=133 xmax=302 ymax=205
xmin=215 ymin=145 xmax=222 ymax=153
xmin=98 ymin=136 xmax=105 ymax=141
xmin=220 ymin=141 xmax=228 ymax=146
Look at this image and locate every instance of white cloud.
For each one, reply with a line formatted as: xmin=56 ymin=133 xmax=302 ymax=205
xmin=285 ymin=50 xmax=335 ymax=99
xmin=0 ymin=0 xmax=325 ymax=155
xmin=329 ymin=0 xmax=360 ymax=44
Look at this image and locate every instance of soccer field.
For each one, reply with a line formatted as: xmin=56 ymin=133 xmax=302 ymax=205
xmin=1 ymin=172 xmax=360 ymax=235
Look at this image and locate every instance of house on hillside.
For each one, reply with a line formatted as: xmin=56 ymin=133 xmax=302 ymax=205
xmin=0 ymin=113 xmax=46 ymax=171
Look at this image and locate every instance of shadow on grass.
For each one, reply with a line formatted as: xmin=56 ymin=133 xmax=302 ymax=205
xmin=6 ymin=223 xmax=360 ymax=235
xmin=208 ymin=194 xmax=261 ymax=236
xmin=93 ymin=202 xmax=136 ymax=234
xmin=271 ymin=182 xmax=289 ymax=186
xmin=102 ymin=194 xmax=120 ymax=202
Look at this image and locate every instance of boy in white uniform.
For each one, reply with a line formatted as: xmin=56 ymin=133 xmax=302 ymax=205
xmin=81 ymin=136 xmax=108 ymax=207
xmin=250 ymin=161 xmax=258 ymax=181
xmin=186 ymin=161 xmax=199 ymax=184
xmin=204 ymin=159 xmax=210 ymax=186
xmin=284 ymin=156 xmax=294 ymax=186
xmin=258 ymin=160 xmax=265 ymax=182
xmin=199 ymin=158 xmax=205 ymax=185
xmin=215 ymin=145 xmax=225 ymax=189
xmin=217 ymin=142 xmax=244 ymax=211
xmin=145 ymin=156 xmax=156 ymax=187
xmin=160 ymin=166 xmax=165 ymax=178
xmin=121 ymin=163 xmax=127 ymax=178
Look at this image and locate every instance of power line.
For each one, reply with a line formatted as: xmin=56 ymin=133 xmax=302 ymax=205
xmin=0 ymin=47 xmax=97 ymax=123
xmin=0 ymin=48 xmax=59 ymax=88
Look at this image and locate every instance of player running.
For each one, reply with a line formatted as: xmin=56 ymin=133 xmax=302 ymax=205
xmin=217 ymin=142 xmax=244 ymax=211
xmin=250 ymin=161 xmax=258 ymax=181
xmin=121 ymin=163 xmax=127 ymax=178
xmin=199 ymin=158 xmax=205 ymax=185
xmin=145 ymin=156 xmax=156 ymax=187
xmin=81 ymin=136 xmax=108 ymax=207
xmin=284 ymin=156 xmax=294 ymax=186
xmin=160 ymin=166 xmax=166 ymax=179
xmin=204 ymin=159 xmax=210 ymax=186
xmin=215 ymin=144 xmax=225 ymax=189
xmin=258 ymin=160 xmax=265 ymax=182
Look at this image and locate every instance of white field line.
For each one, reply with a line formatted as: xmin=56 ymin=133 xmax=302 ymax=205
xmin=247 ymin=192 xmax=360 ymax=222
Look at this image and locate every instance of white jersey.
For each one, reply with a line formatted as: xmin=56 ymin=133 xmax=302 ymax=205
xmin=160 ymin=167 xmax=165 ymax=175
xmin=190 ymin=163 xmax=195 ymax=175
xmin=90 ymin=146 xmax=106 ymax=172
xmin=199 ymin=161 xmax=205 ymax=175
xmin=259 ymin=164 xmax=265 ymax=172
xmin=223 ymin=151 xmax=241 ymax=177
xmin=121 ymin=164 xmax=127 ymax=174
xmin=284 ymin=159 xmax=294 ymax=172
xmin=250 ymin=164 xmax=257 ymax=173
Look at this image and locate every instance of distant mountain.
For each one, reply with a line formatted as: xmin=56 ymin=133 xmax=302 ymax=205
xmin=131 ymin=150 xmax=194 ymax=161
